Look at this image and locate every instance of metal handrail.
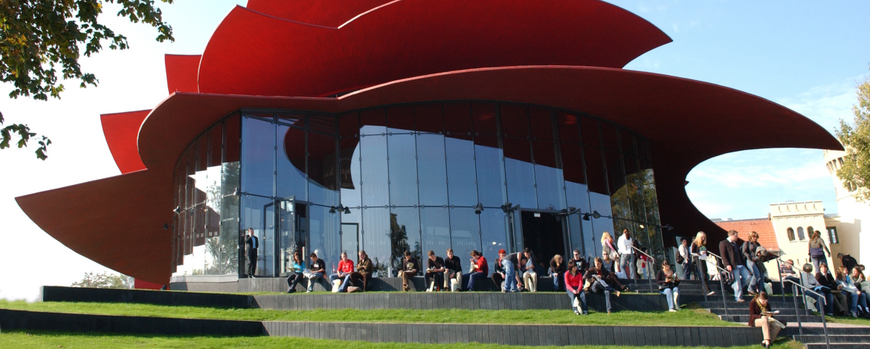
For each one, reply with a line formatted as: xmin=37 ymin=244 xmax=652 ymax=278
xmin=784 ymin=279 xmax=830 ymax=349
xmin=631 ymin=246 xmax=656 ymax=293
xmin=774 ymin=257 xmax=795 ymax=302
xmin=692 ymin=252 xmax=729 ymax=317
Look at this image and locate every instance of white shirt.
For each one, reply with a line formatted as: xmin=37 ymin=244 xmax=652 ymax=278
xmin=678 ymin=244 xmax=688 ymax=259
xmin=617 ymin=235 xmax=633 ymax=254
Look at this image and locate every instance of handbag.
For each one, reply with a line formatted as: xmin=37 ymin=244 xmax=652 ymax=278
xmin=609 ymin=251 xmax=620 ymax=261
xmin=810 ymin=247 xmax=824 ymax=258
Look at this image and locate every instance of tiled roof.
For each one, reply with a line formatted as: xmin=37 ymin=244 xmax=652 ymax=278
xmin=714 ymin=218 xmax=779 ymax=251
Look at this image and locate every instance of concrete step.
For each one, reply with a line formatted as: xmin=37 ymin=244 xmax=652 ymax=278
xmin=717 ymin=314 xmax=823 ymax=323
xmin=784 ymin=326 xmax=870 ymax=336
xmin=705 ymin=308 xmax=809 ymax=316
xmin=806 ymin=343 xmax=870 ymax=349
xmin=794 ymin=335 xmax=870 ymax=344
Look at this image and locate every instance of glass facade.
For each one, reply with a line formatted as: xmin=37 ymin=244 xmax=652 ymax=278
xmin=171 ymin=102 xmax=665 ymax=277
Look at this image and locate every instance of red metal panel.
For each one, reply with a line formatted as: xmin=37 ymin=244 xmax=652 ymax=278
xmin=100 ymin=110 xmax=149 ymax=174
xmin=165 ymin=55 xmax=201 ymax=94
xmin=246 ymin=0 xmax=392 ymax=27
xmin=199 ymin=0 xmax=671 ymax=97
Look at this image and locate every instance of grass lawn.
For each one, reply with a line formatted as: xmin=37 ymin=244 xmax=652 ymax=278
xmin=0 ymin=331 xmax=804 ymax=349
xmin=824 ymin=314 xmax=870 ymax=326
xmin=0 ymin=300 xmax=740 ymax=327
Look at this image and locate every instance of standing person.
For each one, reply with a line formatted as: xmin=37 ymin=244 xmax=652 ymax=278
xmin=565 ymin=260 xmax=588 ymax=316
xmin=349 ymin=250 xmax=372 ymax=292
xmin=601 ymin=232 xmax=618 ymax=264
xmin=443 ymin=248 xmax=463 ymax=291
xmin=425 ymin=250 xmax=445 ymax=291
xmin=463 ymin=250 xmax=488 ymax=291
xmin=305 ymin=252 xmax=326 ymax=293
xmin=244 ymin=228 xmax=258 ymax=277
xmin=492 ymin=249 xmax=506 ymax=290
xmin=691 ymin=232 xmax=714 ymax=296
xmin=749 ymin=292 xmax=785 ymax=349
xmin=720 ymin=230 xmax=751 ymax=302
xmin=399 ymin=250 xmax=419 ymax=291
xmin=808 ymin=230 xmax=831 ymax=274
xmin=521 ymin=248 xmax=538 ymax=292
xmin=838 ymin=253 xmax=858 ymax=274
xmin=678 ymin=238 xmax=691 ymax=280
xmin=286 ymin=252 xmax=305 ymax=293
xmin=570 ymin=249 xmax=589 ymax=276
xmin=501 ymin=250 xmax=521 ymax=293
xmin=550 ymin=254 xmax=567 ymax=291
xmin=657 ymin=260 xmax=680 ymax=312
xmin=585 ymin=257 xmax=618 ymax=314
xmin=742 ymin=231 xmax=763 ymax=295
xmin=329 ymin=252 xmax=354 ymax=292
xmin=617 ymin=229 xmax=636 ymax=279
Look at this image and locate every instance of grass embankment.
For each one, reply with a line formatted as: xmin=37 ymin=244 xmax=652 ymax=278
xmin=0 ymin=300 xmax=739 ymax=327
xmin=0 ymin=331 xmax=804 ymax=349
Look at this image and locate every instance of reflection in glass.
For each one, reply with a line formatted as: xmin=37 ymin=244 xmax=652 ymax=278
xmin=450 ymin=208 xmax=481 ymax=274
xmin=362 ymin=208 xmax=391 ymax=276
xmin=308 ymin=131 xmax=338 ymax=206
xmin=479 ymin=209 xmax=508 ymax=275
xmin=360 ymin=131 xmax=388 ymax=206
xmin=416 ymin=134 xmax=448 ymax=205
xmin=240 ymin=194 xmax=273 ymax=276
xmin=590 ymin=192 xmax=614 ymax=247
xmin=420 ymin=207 xmax=450 ymax=271
xmin=388 ymin=134 xmax=419 ymax=207
xmin=309 ymin=204 xmax=340 ymax=274
xmin=474 ymin=136 xmax=505 ymax=207
xmin=504 ymin=137 xmax=536 ymax=208
xmin=277 ymin=125 xmax=307 ymax=201
xmin=241 ymin=117 xmax=275 ymax=197
xmin=446 ymin=137 xmax=477 ymax=206
xmin=389 ymin=207 xmax=421 ymax=275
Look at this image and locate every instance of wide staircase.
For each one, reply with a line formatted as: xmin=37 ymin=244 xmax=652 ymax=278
xmin=694 ymin=285 xmax=870 ymax=349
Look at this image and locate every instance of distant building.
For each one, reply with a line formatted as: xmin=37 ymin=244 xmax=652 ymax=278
xmin=823 ymin=149 xmax=868 ymax=271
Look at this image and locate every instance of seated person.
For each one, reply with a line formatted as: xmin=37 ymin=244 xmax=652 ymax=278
xmin=569 ymin=249 xmax=589 ymax=276
xmin=600 ymin=250 xmax=628 ymax=292
xmin=550 ymin=254 xmax=566 ymax=291
xmin=657 ymin=260 xmax=680 ymax=312
xmin=564 ymin=260 xmax=587 ymax=315
xmin=802 ymin=263 xmax=834 ymax=316
xmin=584 ymin=257 xmax=619 ymax=314
xmin=749 ymin=292 xmax=785 ymax=349
xmin=780 ymin=259 xmax=800 ymax=285
xmin=836 ymin=265 xmax=869 ymax=318
xmin=305 ymin=252 xmax=326 ymax=293
xmin=286 ymin=252 xmax=305 ymax=293
xmin=349 ymin=250 xmax=372 ymax=292
xmin=398 ymin=251 xmax=419 ymax=292
xmin=521 ymin=248 xmax=537 ymax=293
xmin=462 ymin=250 xmax=488 ymax=291
xmin=816 ymin=263 xmax=848 ymax=315
xmin=329 ymin=252 xmax=354 ymax=292
xmin=425 ymin=250 xmax=445 ymax=291
xmin=443 ymin=248 xmax=462 ymax=291
xmin=492 ymin=249 xmax=506 ymax=290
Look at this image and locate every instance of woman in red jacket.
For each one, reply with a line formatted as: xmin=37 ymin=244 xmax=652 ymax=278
xmin=564 ymin=260 xmax=587 ymax=315
xmin=749 ymin=292 xmax=785 ymax=348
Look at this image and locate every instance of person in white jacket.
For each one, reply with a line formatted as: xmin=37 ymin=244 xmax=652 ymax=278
xmin=617 ymin=229 xmax=636 ymax=280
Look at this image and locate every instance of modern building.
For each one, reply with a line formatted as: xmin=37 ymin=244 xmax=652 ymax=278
xmin=16 ymin=0 xmax=842 ymax=286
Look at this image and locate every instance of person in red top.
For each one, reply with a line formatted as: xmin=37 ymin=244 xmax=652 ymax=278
xmin=329 ymin=252 xmax=354 ymax=292
xmin=565 ymin=260 xmax=587 ymax=315
xmin=462 ymin=250 xmax=488 ymax=291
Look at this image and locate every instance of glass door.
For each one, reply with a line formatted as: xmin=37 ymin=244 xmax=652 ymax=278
xmin=277 ymin=197 xmax=296 ymax=276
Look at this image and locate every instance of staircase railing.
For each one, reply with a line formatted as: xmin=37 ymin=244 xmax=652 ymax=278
xmin=631 ymin=246 xmax=656 ymax=293
xmin=692 ymin=252 xmax=729 ymax=317
xmin=784 ymin=279 xmax=830 ymax=349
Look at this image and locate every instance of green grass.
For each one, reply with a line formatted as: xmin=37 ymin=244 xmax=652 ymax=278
xmin=0 ymin=300 xmax=740 ymax=327
xmin=0 ymin=331 xmax=803 ymax=349
xmin=824 ymin=314 xmax=870 ymax=326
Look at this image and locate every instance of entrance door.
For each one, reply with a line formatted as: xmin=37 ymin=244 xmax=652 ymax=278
xmin=276 ymin=198 xmax=296 ymax=276
xmin=264 ymin=197 xmax=309 ymax=277
xmin=520 ymin=211 xmax=566 ymax=265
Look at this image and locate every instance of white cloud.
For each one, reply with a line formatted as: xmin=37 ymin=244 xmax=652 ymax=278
xmin=779 ymin=77 xmax=862 ymax=132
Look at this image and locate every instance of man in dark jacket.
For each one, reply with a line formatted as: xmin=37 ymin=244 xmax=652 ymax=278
xmin=719 ymin=230 xmax=751 ymax=302
xmin=244 ymin=228 xmax=258 ymax=277
xmin=443 ymin=248 xmax=462 ymax=291
xmin=425 ymin=250 xmax=445 ymax=291
xmin=839 ymin=253 xmax=858 ymax=273
xmin=400 ymin=250 xmax=419 ymax=291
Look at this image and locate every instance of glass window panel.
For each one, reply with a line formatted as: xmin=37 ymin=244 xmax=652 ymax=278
xmin=479 ymin=209 xmax=509 ymax=275
xmin=621 ymin=130 xmax=638 ymax=159
xmin=241 ymin=117 xmax=275 ymax=197
xmin=309 ymin=204 xmax=340 ymax=274
xmin=277 ymin=125 xmax=307 ymax=201
xmin=557 ymin=112 xmax=580 ymax=144
xmin=567 ymin=214 xmax=585 ymax=258
xmin=414 ymin=103 xmax=443 ymax=134
xmin=580 ymin=117 xmax=600 ymax=147
xmin=472 ymin=103 xmax=498 ymax=135
xmin=240 ymin=194 xmax=274 ymax=276
xmin=606 ymin=150 xmax=628 ymax=219
xmin=307 ymin=114 xmax=336 ymax=135
xmin=499 ymin=104 xmax=529 ymax=138
xmin=420 ymin=207 xmax=451 ymax=271
xmin=533 ymin=139 xmax=564 ymax=210
xmin=416 ymin=134 xmax=448 ymax=205
xmin=590 ymin=191 xmax=614 ymax=248
xmin=389 ymin=207 xmax=422 ymax=274
xmin=443 ymin=102 xmax=473 ymax=139
xmin=362 ymin=207 xmax=392 ymax=276
xmin=308 ymin=132 xmax=339 ymax=206
xmin=359 ymin=109 xmax=386 ymax=135
xmin=600 ymin=122 xmax=620 ymax=153
xmin=360 ymin=134 xmax=389 ymax=206
xmin=388 ymin=134 xmax=419 ymax=206
xmin=340 ymin=208 xmax=361 ymax=256
xmin=475 ymin=135 xmax=506 ymax=207
xmin=276 ymin=112 xmax=303 ymax=127
xmin=450 ymin=208 xmax=481 ymax=272
xmin=445 ymin=137 xmax=477 ymax=206
xmin=529 ymin=106 xmax=553 ymax=140
xmin=503 ymin=137 xmax=536 ymax=208
xmin=386 ymin=105 xmax=415 ymax=133
xmin=339 ymin=135 xmax=361 ymax=209
xmin=561 ymin=142 xmax=586 ymax=187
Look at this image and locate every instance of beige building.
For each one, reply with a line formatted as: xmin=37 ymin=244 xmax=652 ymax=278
xmin=822 ymin=149 xmax=867 ymax=271
xmin=769 ymin=201 xmax=843 ymax=278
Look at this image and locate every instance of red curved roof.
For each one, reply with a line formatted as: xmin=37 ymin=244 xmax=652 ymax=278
xmin=198 ymin=0 xmax=671 ymax=97
xmin=245 ymin=0 xmax=394 ymax=27
xmin=17 ymin=66 xmax=842 ymax=284
xmin=100 ymin=110 xmax=149 ymax=174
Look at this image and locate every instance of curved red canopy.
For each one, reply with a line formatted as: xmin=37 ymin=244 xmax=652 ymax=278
xmin=17 ymin=66 xmax=842 ymax=284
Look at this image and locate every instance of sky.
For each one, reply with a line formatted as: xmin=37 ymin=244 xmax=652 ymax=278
xmin=1 ymin=0 xmax=868 ymax=301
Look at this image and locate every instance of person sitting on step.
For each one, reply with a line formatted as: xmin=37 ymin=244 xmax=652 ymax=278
xmin=550 ymin=254 xmax=567 ymax=291
xmin=836 ymin=265 xmax=869 ymax=318
xmin=815 ymin=262 xmax=848 ymax=316
xmin=286 ymin=252 xmax=305 ymax=293
xmin=521 ymin=248 xmax=537 ymax=293
xmin=305 ymin=252 xmax=326 ymax=293
xmin=492 ymin=249 xmax=506 ymax=290
xmin=584 ymin=257 xmax=619 ymax=314
xmin=463 ymin=250 xmax=488 ymax=291
xmin=657 ymin=260 xmax=680 ymax=312
xmin=329 ymin=252 xmax=354 ymax=292
xmin=399 ymin=250 xmax=419 ymax=291
xmin=564 ymin=260 xmax=587 ymax=316
xmin=349 ymin=250 xmax=372 ymax=292
xmin=443 ymin=248 xmax=463 ymax=291
xmin=425 ymin=250 xmax=445 ymax=291
xmin=749 ymin=292 xmax=785 ymax=349
xmin=801 ymin=263 xmax=834 ymax=316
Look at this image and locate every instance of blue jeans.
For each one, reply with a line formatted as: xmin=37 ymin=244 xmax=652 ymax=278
xmin=747 ymin=262 xmax=764 ymax=293
xmin=567 ymin=289 xmax=587 ymax=313
xmin=620 ymin=253 xmax=636 ymax=279
xmin=661 ymin=287 xmax=680 ymax=310
xmin=731 ymin=265 xmax=751 ymax=300
xmin=502 ymin=259 xmax=518 ymax=292
xmin=682 ymin=260 xmax=692 ymax=280
xmin=845 ymin=291 xmax=868 ymax=314
xmin=306 ymin=272 xmax=324 ymax=292
xmin=589 ymin=278 xmax=613 ymax=312
xmin=287 ymin=272 xmax=303 ymax=291
xmin=811 ymin=287 xmax=834 ymax=315
xmin=463 ymin=271 xmax=486 ymax=291
xmin=329 ymin=273 xmax=352 ymax=292
xmin=551 ymin=271 xmax=564 ymax=291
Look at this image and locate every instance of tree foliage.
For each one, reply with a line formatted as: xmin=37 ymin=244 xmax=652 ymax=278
xmin=71 ymin=271 xmax=133 ymax=289
xmin=836 ymin=67 xmax=870 ymax=202
xmin=0 ymin=0 xmax=174 ymax=159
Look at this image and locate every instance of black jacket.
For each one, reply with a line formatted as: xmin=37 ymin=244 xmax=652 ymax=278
xmin=719 ymin=238 xmax=744 ymax=269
